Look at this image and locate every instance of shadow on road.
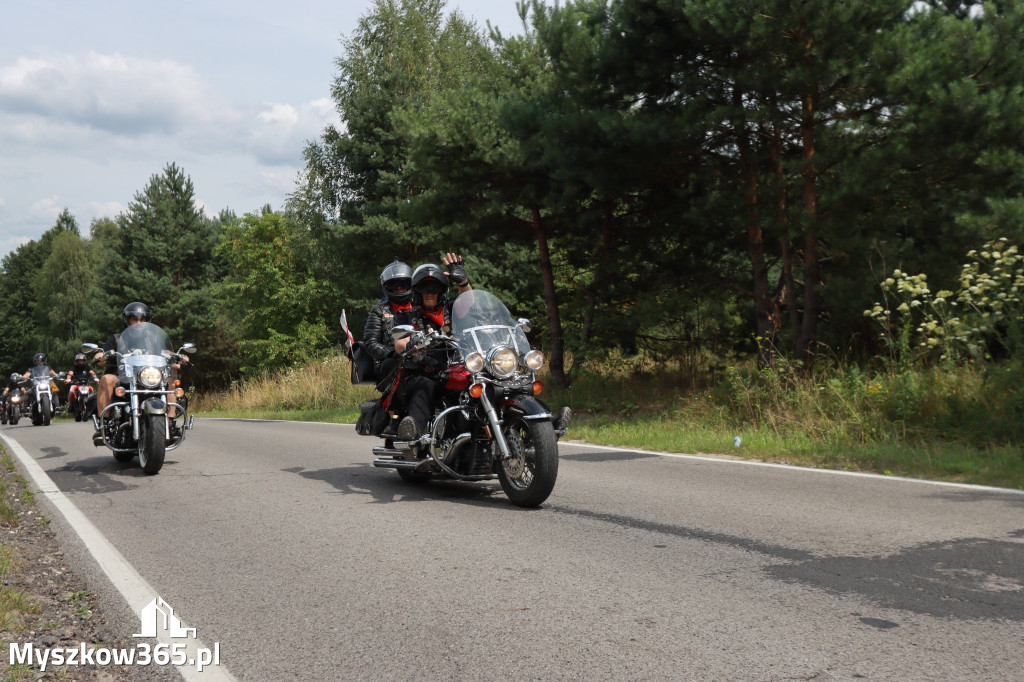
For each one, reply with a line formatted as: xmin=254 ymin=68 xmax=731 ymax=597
xmin=281 ymin=463 xmax=520 ymax=508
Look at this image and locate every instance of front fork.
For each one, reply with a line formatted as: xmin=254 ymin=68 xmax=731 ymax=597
xmin=478 ymin=391 xmax=512 ymax=460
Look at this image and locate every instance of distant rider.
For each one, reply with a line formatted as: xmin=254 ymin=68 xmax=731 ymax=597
xmin=65 ymin=353 xmax=97 ymax=413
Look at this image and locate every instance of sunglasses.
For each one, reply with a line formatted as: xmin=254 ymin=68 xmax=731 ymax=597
xmin=417 ymin=282 xmax=445 ymax=295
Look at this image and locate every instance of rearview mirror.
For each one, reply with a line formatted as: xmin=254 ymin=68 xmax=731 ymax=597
xmin=390 ymin=325 xmax=416 ymax=340
xmin=179 ymin=343 xmax=197 ymax=354
xmin=81 ymin=343 xmax=99 ymax=352
xmin=517 ymin=318 xmax=531 ymax=333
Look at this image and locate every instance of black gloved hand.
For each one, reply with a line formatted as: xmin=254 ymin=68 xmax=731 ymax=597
xmin=446 ymin=258 xmax=469 ymax=286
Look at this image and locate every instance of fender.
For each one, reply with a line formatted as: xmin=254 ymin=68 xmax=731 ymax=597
xmin=142 ymin=397 xmax=167 ymax=415
xmin=501 ymin=395 xmax=552 ymax=421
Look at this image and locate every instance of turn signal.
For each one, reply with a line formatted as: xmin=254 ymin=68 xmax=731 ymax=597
xmin=532 ymin=381 xmax=542 ymax=395
xmin=173 ymin=379 xmax=181 ymax=388
xmin=469 ymin=383 xmax=484 ymax=398
xmin=114 ymin=387 xmax=126 ymax=397
xmin=174 ymin=388 xmax=185 ymax=398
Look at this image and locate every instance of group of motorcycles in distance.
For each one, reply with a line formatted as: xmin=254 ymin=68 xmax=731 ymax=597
xmin=1 ymin=321 xmax=198 ymax=476
xmin=1 ymin=364 xmax=96 ymax=427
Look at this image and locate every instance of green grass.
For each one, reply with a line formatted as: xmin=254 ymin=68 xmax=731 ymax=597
xmin=193 ymin=353 xmax=1024 ymax=490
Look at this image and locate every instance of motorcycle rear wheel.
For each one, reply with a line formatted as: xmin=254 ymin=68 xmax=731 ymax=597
xmin=138 ymin=414 xmax=166 ymax=475
xmin=498 ymin=418 xmax=559 ymax=507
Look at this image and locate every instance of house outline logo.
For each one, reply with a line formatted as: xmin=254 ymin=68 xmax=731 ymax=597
xmin=133 ymin=596 xmax=197 ymax=639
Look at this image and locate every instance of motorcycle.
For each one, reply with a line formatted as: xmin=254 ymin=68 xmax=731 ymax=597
xmin=2 ymin=388 xmax=24 ymax=425
xmin=21 ymin=365 xmax=58 ymax=426
xmin=66 ymin=377 xmax=98 ymax=422
xmin=82 ymin=322 xmax=196 ymax=475
xmin=357 ymin=289 xmax=571 ymax=508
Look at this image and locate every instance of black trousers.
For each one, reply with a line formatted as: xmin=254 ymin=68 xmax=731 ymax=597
xmin=402 ymin=373 xmax=440 ymax=433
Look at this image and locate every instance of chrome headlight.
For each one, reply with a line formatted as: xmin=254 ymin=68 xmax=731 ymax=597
xmin=487 ymin=346 xmax=518 ymax=378
xmin=10 ymin=395 xmax=20 ymax=403
xmin=139 ymin=366 xmax=163 ymax=388
xmin=524 ymin=350 xmax=545 ymax=371
xmin=465 ymin=352 xmax=485 ymax=373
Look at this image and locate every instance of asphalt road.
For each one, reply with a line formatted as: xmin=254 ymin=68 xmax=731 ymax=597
xmin=4 ymin=418 xmax=1023 ymax=681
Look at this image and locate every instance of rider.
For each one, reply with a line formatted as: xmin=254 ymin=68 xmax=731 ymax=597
xmin=394 ymin=253 xmax=472 ymax=444
xmin=363 ymin=260 xmax=415 ymax=435
xmin=2 ymin=372 xmax=22 ymax=413
xmin=65 ymin=353 xmax=97 ymax=413
xmin=92 ymin=302 xmax=163 ymax=442
xmin=21 ymin=353 xmax=61 ymax=412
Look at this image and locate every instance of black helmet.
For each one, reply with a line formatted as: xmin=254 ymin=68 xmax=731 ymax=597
xmin=10 ymin=373 xmax=20 ymax=382
xmin=122 ymin=301 xmax=152 ymax=327
xmin=75 ymin=353 xmax=87 ymax=365
xmin=33 ymin=353 xmax=46 ymax=365
xmin=411 ymin=263 xmax=449 ymax=308
xmin=380 ymin=260 xmax=413 ymax=304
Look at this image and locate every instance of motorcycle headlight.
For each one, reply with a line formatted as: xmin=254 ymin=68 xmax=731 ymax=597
xmin=487 ymin=346 xmax=518 ymax=378
xmin=524 ymin=350 xmax=545 ymax=371
xmin=139 ymin=366 xmax=163 ymax=388
xmin=465 ymin=352 xmax=485 ymax=373
xmin=11 ymin=395 xmax=20 ymax=403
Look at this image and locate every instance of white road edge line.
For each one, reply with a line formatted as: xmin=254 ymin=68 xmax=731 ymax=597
xmin=198 ymin=417 xmax=1024 ymax=495
xmin=0 ymin=430 xmax=237 ymax=681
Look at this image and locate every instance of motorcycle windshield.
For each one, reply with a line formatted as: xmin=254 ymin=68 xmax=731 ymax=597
xmin=450 ymin=290 xmax=530 ymax=359
xmin=117 ymin=322 xmax=173 ymax=357
xmin=29 ymin=365 xmax=52 ymax=379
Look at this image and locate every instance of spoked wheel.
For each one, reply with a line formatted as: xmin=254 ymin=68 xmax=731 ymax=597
xmin=138 ymin=414 xmax=166 ymax=475
xmin=497 ymin=418 xmax=559 ymax=507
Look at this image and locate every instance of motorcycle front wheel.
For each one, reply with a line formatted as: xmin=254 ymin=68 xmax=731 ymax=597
xmin=498 ymin=418 xmax=559 ymax=508
xmin=138 ymin=414 xmax=166 ymax=475
xmin=40 ymin=396 xmax=51 ymax=426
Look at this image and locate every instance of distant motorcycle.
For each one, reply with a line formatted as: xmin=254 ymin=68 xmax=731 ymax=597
xmin=1 ymin=389 xmax=23 ymax=425
xmin=66 ymin=377 xmax=98 ymax=422
xmin=21 ymin=365 xmax=58 ymax=426
xmin=356 ymin=289 xmax=571 ymax=507
xmin=82 ymin=322 xmax=196 ymax=475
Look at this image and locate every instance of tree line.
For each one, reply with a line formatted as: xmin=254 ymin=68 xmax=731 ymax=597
xmin=2 ymin=0 xmax=1022 ymax=388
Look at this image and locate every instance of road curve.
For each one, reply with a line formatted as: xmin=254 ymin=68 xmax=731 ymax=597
xmin=4 ymin=419 xmax=1023 ymax=681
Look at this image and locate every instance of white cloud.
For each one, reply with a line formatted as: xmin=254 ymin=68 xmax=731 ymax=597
xmin=29 ymin=195 xmax=63 ymax=219
xmin=248 ymin=97 xmax=338 ymax=165
xmin=0 ymin=52 xmax=231 ymax=136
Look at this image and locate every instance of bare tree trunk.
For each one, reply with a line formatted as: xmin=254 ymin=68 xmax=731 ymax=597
xmin=531 ymin=201 xmax=568 ymax=388
xmin=736 ymin=86 xmax=780 ymax=369
xmin=796 ymin=82 xmax=821 ymax=371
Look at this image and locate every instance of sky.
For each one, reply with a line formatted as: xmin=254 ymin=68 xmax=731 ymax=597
xmin=0 ymin=0 xmax=527 ymax=260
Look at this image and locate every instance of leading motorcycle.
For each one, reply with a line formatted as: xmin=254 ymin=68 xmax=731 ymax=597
xmin=356 ymin=289 xmax=571 ymax=507
xmin=82 ymin=322 xmax=196 ymax=475
xmin=21 ymin=365 xmax=59 ymax=426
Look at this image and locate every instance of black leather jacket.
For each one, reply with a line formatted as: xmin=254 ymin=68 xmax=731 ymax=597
xmin=363 ymin=301 xmax=413 ymax=364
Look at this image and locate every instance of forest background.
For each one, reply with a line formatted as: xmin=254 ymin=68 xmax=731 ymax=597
xmin=1 ymin=0 xmax=1022 ymax=487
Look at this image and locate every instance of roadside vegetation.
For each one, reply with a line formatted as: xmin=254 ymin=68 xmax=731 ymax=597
xmin=195 ymin=349 xmax=1024 ymax=490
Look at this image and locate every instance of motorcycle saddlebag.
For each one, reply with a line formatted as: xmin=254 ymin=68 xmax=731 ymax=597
xmin=349 ymin=341 xmax=377 ymax=385
xmin=355 ymin=399 xmax=387 ymax=436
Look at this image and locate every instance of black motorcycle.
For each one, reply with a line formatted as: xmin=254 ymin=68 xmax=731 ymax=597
xmin=82 ymin=322 xmax=196 ymax=475
xmin=357 ymin=290 xmax=571 ymax=507
xmin=1 ymin=388 xmax=24 ymax=425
